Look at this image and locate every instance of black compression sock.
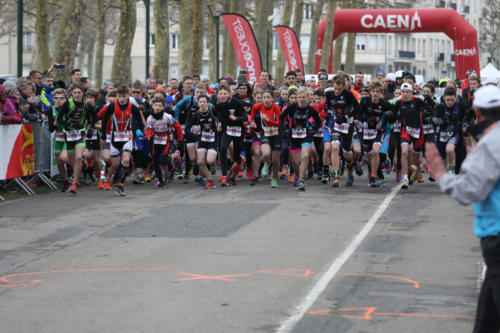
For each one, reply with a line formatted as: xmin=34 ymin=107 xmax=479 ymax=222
xmin=119 ymin=165 xmax=129 ymax=184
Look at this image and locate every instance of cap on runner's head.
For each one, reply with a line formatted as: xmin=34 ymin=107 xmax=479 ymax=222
xmin=466 ymin=69 xmax=476 ymax=76
xmin=288 ymin=85 xmax=298 ymax=91
xmin=395 ymin=70 xmax=404 ymax=79
xmin=484 ymin=77 xmax=498 ymax=86
xmin=473 ymin=86 xmax=500 ymax=109
xmin=386 ymin=73 xmax=396 ymax=81
xmin=166 ymin=95 xmax=174 ymax=104
xmin=376 ymin=68 xmax=385 ymax=76
xmin=438 ymin=78 xmax=450 ymax=87
xmin=401 ymin=83 xmax=413 ymax=91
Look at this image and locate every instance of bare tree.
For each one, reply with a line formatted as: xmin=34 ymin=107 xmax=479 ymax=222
xmin=223 ymin=0 xmax=240 ymax=78
xmin=178 ymin=0 xmax=193 ymax=77
xmin=110 ymin=0 xmax=137 ymax=84
xmin=34 ymin=0 xmax=51 ymax=70
xmin=274 ymin=0 xmax=293 ymax=80
xmin=319 ymin=0 xmax=336 ymax=71
xmin=191 ymin=0 xmax=204 ymax=75
xmin=53 ymin=0 xmax=86 ymax=82
xmin=154 ymin=0 xmax=170 ymax=81
xmin=254 ymin=0 xmax=274 ymax=75
xmin=482 ymin=0 xmax=500 ymax=68
xmin=332 ymin=34 xmax=344 ymax=72
xmin=292 ymin=0 xmax=304 ymax=36
xmin=207 ymin=0 xmax=219 ymax=82
xmin=344 ymin=33 xmax=355 ymax=73
xmin=306 ymin=0 xmax=326 ymax=73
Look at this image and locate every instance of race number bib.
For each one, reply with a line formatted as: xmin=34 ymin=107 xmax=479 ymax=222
xmin=87 ymin=130 xmax=98 ymax=141
xmin=405 ymin=126 xmax=421 ymax=139
xmin=226 ymin=126 xmax=242 ymax=137
xmin=201 ymin=131 xmax=215 ymax=142
xmin=423 ymin=124 xmax=434 ymax=135
xmin=66 ymin=130 xmax=82 ymax=142
xmin=291 ymin=128 xmax=307 ymax=139
xmin=106 ymin=134 xmax=111 ymax=143
xmin=313 ymin=127 xmax=324 ymax=138
xmin=363 ymin=128 xmax=378 ymax=140
xmin=439 ymin=131 xmax=454 ymax=142
xmin=333 ymin=123 xmax=350 ymax=134
xmin=55 ymin=132 xmax=65 ymax=142
xmin=153 ymin=134 xmax=168 ymax=145
xmin=393 ymin=121 xmax=401 ymax=133
xmin=263 ymin=126 xmax=279 ymax=137
xmin=114 ymin=131 xmax=129 ymax=142
xmin=190 ymin=125 xmax=200 ymax=134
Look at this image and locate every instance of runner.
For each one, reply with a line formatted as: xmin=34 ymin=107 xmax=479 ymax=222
xmin=214 ymin=85 xmax=247 ymax=186
xmin=144 ymin=98 xmax=184 ymax=189
xmin=279 ymin=87 xmax=321 ymax=191
xmin=359 ymin=80 xmax=394 ymax=187
xmin=251 ymin=90 xmax=281 ymax=187
xmin=48 ymin=88 xmax=70 ymax=191
xmin=185 ymin=95 xmax=217 ymax=189
xmin=83 ymin=89 xmax=102 ymax=187
xmin=325 ymin=75 xmax=362 ymax=187
xmin=100 ymin=84 xmax=142 ymax=196
xmin=56 ymin=84 xmax=94 ymax=194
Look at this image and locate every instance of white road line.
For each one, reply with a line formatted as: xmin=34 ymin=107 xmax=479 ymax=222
xmin=276 ymin=185 xmax=400 ymax=333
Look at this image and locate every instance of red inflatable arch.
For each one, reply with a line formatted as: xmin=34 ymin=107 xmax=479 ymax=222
xmin=314 ymin=8 xmax=479 ymax=79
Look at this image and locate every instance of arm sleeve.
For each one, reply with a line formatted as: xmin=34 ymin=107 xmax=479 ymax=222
xmin=100 ymin=103 xmax=114 ymax=139
xmin=173 ymin=120 xmax=184 ymax=141
xmin=439 ymin=139 xmax=500 ymax=205
xmin=56 ymin=101 xmax=69 ymax=126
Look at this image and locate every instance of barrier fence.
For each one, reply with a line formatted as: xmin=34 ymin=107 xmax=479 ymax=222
xmin=0 ymin=121 xmax=57 ymax=199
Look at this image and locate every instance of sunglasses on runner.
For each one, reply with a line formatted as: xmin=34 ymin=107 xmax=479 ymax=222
xmin=132 ymin=90 xmax=142 ymax=94
xmin=54 ymin=96 xmax=66 ymax=100
xmin=319 ymin=76 xmax=328 ymax=80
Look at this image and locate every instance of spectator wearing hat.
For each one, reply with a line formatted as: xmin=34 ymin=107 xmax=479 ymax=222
xmin=40 ymin=73 xmax=54 ymax=114
xmin=426 ymin=85 xmax=500 ymax=333
xmin=384 ymin=73 xmax=396 ymax=99
xmin=485 ymin=77 xmax=498 ymax=87
xmin=376 ymin=68 xmax=386 ymax=81
xmin=233 ymin=81 xmax=254 ymax=105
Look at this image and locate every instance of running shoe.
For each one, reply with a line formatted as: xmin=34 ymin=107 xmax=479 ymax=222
xmin=293 ymin=179 xmax=299 ymax=187
xmin=144 ymin=173 xmax=151 ymax=182
xmin=409 ymin=166 xmax=419 ymax=185
xmin=447 ymin=168 xmax=454 ymax=174
xmin=280 ymin=167 xmax=288 ymax=179
xmin=345 ymin=176 xmax=354 ymax=187
xmin=288 ymin=173 xmax=295 ymax=183
xmin=197 ymin=176 xmax=206 ymax=187
xmin=317 ymin=169 xmax=323 ymax=180
xmin=104 ymin=181 xmax=112 ymax=190
xmin=69 ymin=183 xmax=77 ymax=194
xmin=384 ymin=158 xmax=392 ymax=174
xmin=271 ymin=178 xmax=278 ymax=188
xmin=97 ymin=180 xmax=104 ymax=189
xmin=115 ymin=185 xmax=126 ymax=196
xmin=354 ymin=162 xmax=363 ymax=176
xmin=396 ymin=172 xmax=402 ymax=183
xmin=220 ymin=176 xmax=228 ymax=187
xmin=250 ymin=178 xmax=258 ymax=186
xmin=320 ymin=176 xmax=329 ymax=184
xmin=428 ymin=174 xmax=436 ymax=182
xmin=183 ymin=174 xmax=190 ymax=184
xmin=154 ymin=181 xmax=166 ymax=189
xmin=297 ymin=180 xmax=305 ymax=191
xmin=377 ymin=178 xmax=386 ymax=187
xmin=177 ymin=173 xmax=185 ymax=180
xmin=261 ymin=162 xmax=270 ymax=178
xmin=86 ymin=176 xmax=95 ymax=185
xmin=332 ymin=176 xmax=340 ymax=188
xmin=238 ymin=171 xmax=244 ymax=178
xmin=229 ymin=177 xmax=237 ymax=186
xmin=417 ymin=174 xmax=425 ymax=183
xmin=204 ymin=180 xmax=216 ymax=189
xmin=401 ymin=179 xmax=409 ymax=189
xmin=369 ymin=176 xmax=378 ymax=188
xmin=133 ymin=175 xmax=145 ymax=184
xmin=246 ymin=169 xmax=254 ymax=180
xmin=307 ymin=170 xmax=314 ymax=179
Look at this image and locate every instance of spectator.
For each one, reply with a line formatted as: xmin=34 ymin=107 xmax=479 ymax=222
xmin=17 ymin=78 xmax=45 ymax=122
xmin=68 ymin=69 xmax=82 ymax=89
xmin=41 ymin=73 xmax=54 ymax=114
xmin=29 ymin=70 xmax=43 ymax=96
xmin=0 ymin=84 xmax=22 ymax=124
xmin=146 ymin=77 xmax=157 ymax=88
xmin=97 ymin=82 xmax=114 ymax=108
xmin=79 ymin=77 xmax=91 ymax=93
xmin=295 ymin=68 xmax=305 ymax=86
xmin=353 ymin=72 xmax=365 ymax=93
xmin=192 ymin=74 xmax=201 ymax=88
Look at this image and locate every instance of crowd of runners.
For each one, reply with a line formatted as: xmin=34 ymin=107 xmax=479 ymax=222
xmin=40 ymin=66 xmax=488 ymax=196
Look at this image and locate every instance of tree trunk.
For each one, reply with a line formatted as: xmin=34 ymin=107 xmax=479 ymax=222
xmin=292 ymin=0 xmax=304 ymax=35
xmin=111 ymin=0 xmax=137 ymax=84
xmin=190 ymin=0 xmax=204 ymax=75
xmin=221 ymin=0 xmax=231 ymax=77
xmin=154 ymin=0 xmax=169 ymax=80
xmin=86 ymin=39 xmax=95 ymax=80
xmin=319 ymin=0 xmax=335 ymax=72
xmin=273 ymin=0 xmax=293 ymax=80
xmin=332 ymin=33 xmax=344 ymax=72
xmin=223 ymin=0 xmax=240 ymax=78
xmin=207 ymin=0 xmax=218 ymax=82
xmin=34 ymin=0 xmax=51 ymax=71
xmin=94 ymin=7 xmax=106 ymax=89
xmin=306 ymin=0 xmax=325 ymax=73
xmin=344 ymin=33 xmax=355 ymax=73
xmin=53 ymin=0 xmax=86 ymax=82
xmin=178 ymin=0 xmax=193 ymax=78
xmin=254 ymin=0 xmax=274 ymax=74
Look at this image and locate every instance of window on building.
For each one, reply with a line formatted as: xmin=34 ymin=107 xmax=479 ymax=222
xmin=411 ymin=37 xmax=416 ymax=52
xmin=388 ymin=35 xmax=392 ymax=55
xmin=23 ymin=32 xmax=32 ymax=52
xmin=368 ymin=35 xmax=377 ymax=52
xmin=356 ymin=35 xmax=366 ymax=51
xmin=441 ymin=40 xmax=445 ymax=53
xmin=429 ymin=38 xmax=433 ymax=56
xmin=300 ymin=34 xmax=309 ymax=52
xmin=304 ymin=4 xmax=314 ymax=19
xmin=422 ymin=40 xmax=426 ymax=56
xmin=171 ymin=33 xmax=179 ymax=50
xmin=435 ymin=40 xmax=439 ymax=55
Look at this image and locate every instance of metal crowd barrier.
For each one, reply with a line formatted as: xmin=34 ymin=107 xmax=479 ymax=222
xmin=27 ymin=121 xmax=57 ymax=191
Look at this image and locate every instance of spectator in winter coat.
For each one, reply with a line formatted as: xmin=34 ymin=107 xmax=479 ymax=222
xmin=0 ymin=84 xmax=22 ymax=124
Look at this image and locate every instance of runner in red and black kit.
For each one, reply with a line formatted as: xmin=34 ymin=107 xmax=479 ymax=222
xmin=100 ymin=84 xmax=142 ymax=196
xmin=325 ymin=75 xmax=361 ymax=187
xmin=359 ymin=80 xmax=394 ymax=187
xmin=97 ymin=91 xmax=117 ymax=190
xmin=251 ymin=90 xmax=281 ymax=187
xmin=394 ymin=83 xmax=430 ymax=189
xmin=214 ymin=85 xmax=248 ymax=186
xmin=279 ymin=87 xmax=321 ymax=191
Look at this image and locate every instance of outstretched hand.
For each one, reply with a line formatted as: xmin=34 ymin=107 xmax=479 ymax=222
xmin=425 ymin=142 xmax=447 ymax=181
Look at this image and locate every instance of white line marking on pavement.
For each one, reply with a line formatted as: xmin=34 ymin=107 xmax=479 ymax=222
xmin=276 ymin=186 xmax=400 ymax=333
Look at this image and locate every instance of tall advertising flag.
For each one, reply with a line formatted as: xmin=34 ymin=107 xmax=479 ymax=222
xmin=221 ymin=13 xmax=262 ymax=83
xmin=274 ymin=26 xmax=304 ymax=73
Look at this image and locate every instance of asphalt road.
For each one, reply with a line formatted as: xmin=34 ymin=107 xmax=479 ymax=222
xmin=0 ymin=173 xmax=480 ymax=333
